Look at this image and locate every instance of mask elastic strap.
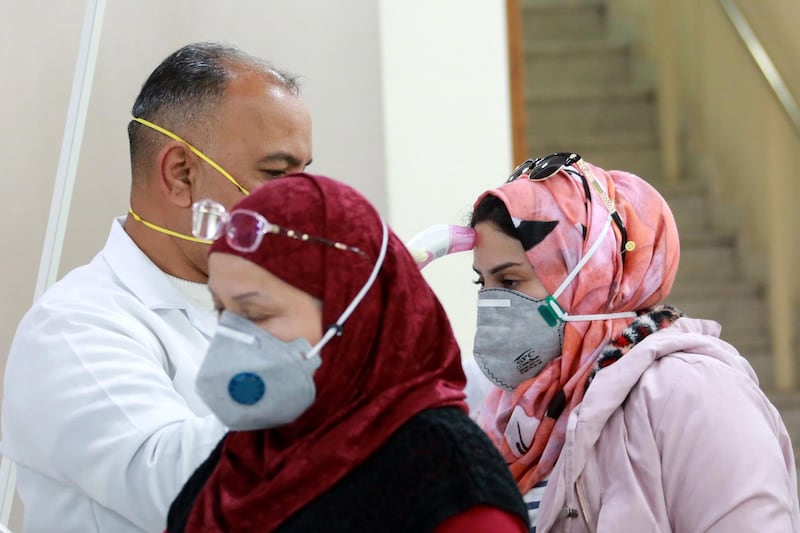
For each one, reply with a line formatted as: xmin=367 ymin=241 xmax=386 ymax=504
xmin=551 ymin=305 xmax=636 ymax=322
xmin=132 ymin=117 xmax=250 ymax=195
xmin=551 ymin=215 xmax=611 ymax=299
xmin=129 ymin=208 xmax=213 ymax=244
xmin=541 ymin=215 xmax=636 ymax=324
xmin=303 ymin=219 xmax=389 ymax=360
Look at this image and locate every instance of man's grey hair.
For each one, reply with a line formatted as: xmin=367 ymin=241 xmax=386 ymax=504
xmin=127 ymin=42 xmax=300 ymax=174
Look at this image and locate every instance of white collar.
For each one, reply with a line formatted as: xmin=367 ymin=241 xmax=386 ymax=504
xmin=101 ymin=217 xmax=217 ymax=336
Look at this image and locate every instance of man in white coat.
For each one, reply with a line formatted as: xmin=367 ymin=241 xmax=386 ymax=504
xmin=1 ymin=42 xmax=313 ymax=532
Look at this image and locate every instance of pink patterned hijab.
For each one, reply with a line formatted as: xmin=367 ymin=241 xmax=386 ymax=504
xmin=474 ymin=159 xmax=680 ymax=492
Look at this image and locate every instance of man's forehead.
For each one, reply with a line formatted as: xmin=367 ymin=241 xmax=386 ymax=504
xmin=225 ymin=69 xmax=295 ymax=99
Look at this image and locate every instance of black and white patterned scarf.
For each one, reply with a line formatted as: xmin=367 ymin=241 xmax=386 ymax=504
xmin=587 ymin=304 xmax=684 ymax=388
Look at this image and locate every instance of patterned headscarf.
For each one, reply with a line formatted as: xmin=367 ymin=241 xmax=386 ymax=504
xmin=187 ymin=174 xmax=467 ymax=531
xmin=474 ymin=160 xmax=679 ymax=492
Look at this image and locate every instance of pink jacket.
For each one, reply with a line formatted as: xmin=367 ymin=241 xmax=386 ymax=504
xmin=537 ymin=317 xmax=800 ymax=532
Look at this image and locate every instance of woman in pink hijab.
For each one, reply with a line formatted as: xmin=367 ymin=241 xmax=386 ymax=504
xmin=468 ymin=153 xmax=799 ymax=532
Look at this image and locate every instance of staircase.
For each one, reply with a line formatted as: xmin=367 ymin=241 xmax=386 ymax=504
xmin=518 ymin=0 xmax=800 ymax=461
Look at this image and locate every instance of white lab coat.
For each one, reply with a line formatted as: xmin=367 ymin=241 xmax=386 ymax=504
xmin=1 ymin=218 xmax=226 ymax=532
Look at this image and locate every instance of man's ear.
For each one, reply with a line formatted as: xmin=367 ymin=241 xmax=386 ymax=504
xmin=156 ymin=141 xmax=198 ymax=208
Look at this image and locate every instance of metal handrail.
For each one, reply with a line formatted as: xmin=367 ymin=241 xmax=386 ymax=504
xmin=718 ymin=0 xmax=800 ymax=137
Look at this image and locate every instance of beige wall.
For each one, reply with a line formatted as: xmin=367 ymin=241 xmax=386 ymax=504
xmin=1 ymin=2 xmax=85 ymax=369
xmin=379 ymin=0 xmax=513 ymax=354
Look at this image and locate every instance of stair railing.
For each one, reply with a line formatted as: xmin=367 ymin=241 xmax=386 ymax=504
xmin=718 ymin=0 xmax=798 ymax=390
xmin=718 ymin=0 xmax=800 ymax=137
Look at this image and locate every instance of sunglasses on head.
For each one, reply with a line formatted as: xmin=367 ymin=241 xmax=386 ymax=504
xmin=505 ymin=152 xmax=582 ymax=184
xmin=506 ymin=152 xmax=633 ymax=260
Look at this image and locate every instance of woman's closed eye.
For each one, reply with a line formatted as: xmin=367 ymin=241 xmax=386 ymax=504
xmin=243 ymin=313 xmax=273 ymax=324
xmin=212 ymin=300 xmax=272 ymax=323
xmin=261 ymin=168 xmax=288 ymax=178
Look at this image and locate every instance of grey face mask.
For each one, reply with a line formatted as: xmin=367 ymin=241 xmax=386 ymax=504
xmin=196 ymin=311 xmax=322 ymax=430
xmin=473 ymin=288 xmax=565 ymax=391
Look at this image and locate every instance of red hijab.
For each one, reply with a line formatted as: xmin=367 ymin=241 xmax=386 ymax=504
xmin=186 ymin=173 xmax=467 ymax=531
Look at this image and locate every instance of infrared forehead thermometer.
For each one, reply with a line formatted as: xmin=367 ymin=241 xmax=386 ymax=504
xmin=406 ymin=224 xmax=476 ymax=269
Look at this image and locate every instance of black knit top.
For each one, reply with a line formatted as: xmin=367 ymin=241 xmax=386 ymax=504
xmin=168 ymin=407 xmax=529 ymax=532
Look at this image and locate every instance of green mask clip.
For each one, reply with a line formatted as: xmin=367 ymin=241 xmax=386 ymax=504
xmin=538 ymin=296 xmax=565 ymax=327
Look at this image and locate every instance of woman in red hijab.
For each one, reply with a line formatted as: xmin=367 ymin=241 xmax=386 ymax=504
xmin=166 ymin=173 xmax=529 ymax=532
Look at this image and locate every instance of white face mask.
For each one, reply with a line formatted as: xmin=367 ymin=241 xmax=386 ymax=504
xmin=473 ymin=215 xmax=636 ymax=391
xmin=474 ymin=289 xmax=565 ymax=391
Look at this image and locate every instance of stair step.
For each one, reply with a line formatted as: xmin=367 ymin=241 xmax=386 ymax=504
xmin=668 ymin=282 xmax=768 ymax=340
xmin=531 ymin=134 xmax=661 ymax=180
xmin=664 ymin=196 xmax=711 ymax=233
xmin=642 ymin=179 xmax=713 ymax=231
xmin=521 ymin=0 xmax=609 ymax=42
xmin=527 ymin=84 xmax=657 ymax=138
xmin=528 ymin=82 xmax=654 ymax=101
xmin=524 ymin=37 xmax=632 ymax=87
xmin=675 ymin=231 xmax=740 ymax=283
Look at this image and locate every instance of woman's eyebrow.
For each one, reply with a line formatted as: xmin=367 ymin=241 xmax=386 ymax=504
xmin=482 ymin=261 xmax=522 ymax=276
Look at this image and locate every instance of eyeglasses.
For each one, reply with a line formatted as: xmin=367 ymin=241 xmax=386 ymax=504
xmin=132 ymin=117 xmax=250 ymax=195
xmin=192 ymin=199 xmax=367 ymax=256
xmin=506 ymin=152 xmax=634 ymax=259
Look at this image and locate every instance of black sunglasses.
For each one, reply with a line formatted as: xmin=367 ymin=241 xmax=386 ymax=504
xmin=505 ymin=152 xmax=582 ymax=183
xmin=506 ymin=152 xmax=632 ymax=260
